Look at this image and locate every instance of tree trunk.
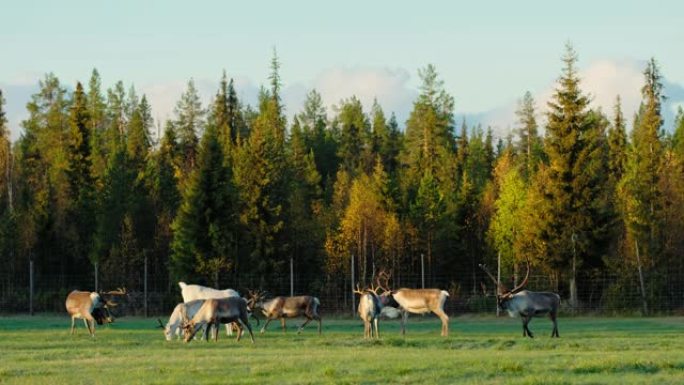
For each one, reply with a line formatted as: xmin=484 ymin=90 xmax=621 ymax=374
xmin=635 ymin=239 xmax=648 ymax=315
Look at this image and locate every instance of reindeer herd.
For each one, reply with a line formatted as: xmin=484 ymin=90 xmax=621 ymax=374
xmin=65 ymin=259 xmax=562 ymax=342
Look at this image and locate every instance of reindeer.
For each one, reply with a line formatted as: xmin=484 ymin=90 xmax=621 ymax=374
xmin=178 ymin=282 xmax=242 ymax=336
xmin=159 ymin=300 xmax=204 ymax=341
xmin=376 ymin=272 xmax=450 ymax=337
xmin=353 ymin=283 xmax=383 ymax=339
xmin=65 ymin=288 xmax=126 ymax=337
xmin=181 ymin=297 xmax=255 ymax=343
xmin=248 ymin=291 xmax=322 ymax=335
xmin=479 ymin=258 xmax=560 ymax=338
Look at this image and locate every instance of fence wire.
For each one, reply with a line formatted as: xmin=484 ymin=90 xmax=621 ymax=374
xmin=1 ymin=262 xmax=684 ymax=316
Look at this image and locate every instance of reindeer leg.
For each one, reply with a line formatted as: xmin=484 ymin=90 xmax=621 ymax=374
xmin=400 ymin=310 xmax=408 ymax=336
xmin=280 ymin=317 xmax=287 ymax=333
xmin=373 ymin=318 xmax=379 ymax=339
xmin=434 ymin=309 xmax=449 ymax=337
xmin=84 ymin=316 xmax=95 ymax=337
xmin=234 ymin=321 xmax=243 ymax=342
xmin=549 ymin=312 xmax=559 ymax=338
xmin=298 ymin=317 xmax=313 ymax=334
xmin=70 ymin=317 xmax=76 ymax=335
xmin=203 ymin=322 xmax=211 ymax=342
xmin=523 ymin=316 xmax=534 ymax=338
xmin=260 ymin=318 xmax=273 ymax=334
xmin=239 ymin=313 xmax=255 ymax=344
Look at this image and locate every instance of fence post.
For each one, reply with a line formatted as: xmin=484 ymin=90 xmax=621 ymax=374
xmin=351 ymin=254 xmax=355 ymax=317
xmin=496 ymin=252 xmax=501 ymax=317
xmin=421 ymin=253 xmax=425 ymax=289
xmin=635 ymin=239 xmax=648 ymax=315
xmin=29 ymin=259 xmax=34 ymax=316
xmin=144 ymin=255 xmax=148 ymax=318
xmin=94 ymin=262 xmax=98 ymax=292
xmin=290 ymin=257 xmax=294 ymax=297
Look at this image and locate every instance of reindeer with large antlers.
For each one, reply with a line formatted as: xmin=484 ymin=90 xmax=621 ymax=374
xmin=479 ymin=258 xmax=560 ymax=338
xmin=353 ymin=283 xmax=383 ymax=339
xmin=376 ymin=271 xmax=450 ymax=337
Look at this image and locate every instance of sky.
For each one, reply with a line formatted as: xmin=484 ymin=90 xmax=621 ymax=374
xmin=1 ymin=0 xmax=684 ymax=141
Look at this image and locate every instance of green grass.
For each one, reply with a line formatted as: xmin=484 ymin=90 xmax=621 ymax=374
xmin=1 ymin=315 xmax=684 ymax=384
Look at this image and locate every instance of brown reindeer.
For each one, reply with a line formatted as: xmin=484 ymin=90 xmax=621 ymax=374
xmin=479 ymin=258 xmax=560 ymax=338
xmin=249 ymin=291 xmax=322 ymax=335
xmin=181 ymin=297 xmax=255 ymax=343
xmin=65 ymin=288 xmax=126 ymax=337
xmin=376 ymin=271 xmax=450 ymax=337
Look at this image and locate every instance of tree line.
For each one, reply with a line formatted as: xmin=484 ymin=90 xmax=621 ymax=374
xmin=1 ymin=44 xmax=683 ymax=312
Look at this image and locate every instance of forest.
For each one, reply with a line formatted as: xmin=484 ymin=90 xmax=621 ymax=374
xmin=1 ymin=44 xmax=683 ymax=313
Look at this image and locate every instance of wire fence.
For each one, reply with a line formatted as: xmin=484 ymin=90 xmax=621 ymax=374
xmin=2 ymin=260 xmax=684 ymax=317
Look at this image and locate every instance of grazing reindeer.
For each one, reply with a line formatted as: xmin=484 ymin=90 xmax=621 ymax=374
xmin=65 ymin=288 xmax=126 ymax=337
xmin=160 ymin=300 xmax=205 ymax=341
xmin=249 ymin=291 xmax=322 ymax=335
xmin=353 ymin=283 xmax=383 ymax=339
xmin=479 ymin=258 xmax=560 ymax=338
xmin=178 ymin=282 xmax=241 ymax=336
xmin=181 ymin=297 xmax=255 ymax=343
xmin=376 ymin=272 xmax=450 ymax=337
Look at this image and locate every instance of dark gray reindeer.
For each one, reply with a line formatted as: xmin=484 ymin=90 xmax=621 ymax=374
xmin=479 ymin=259 xmax=560 ymax=338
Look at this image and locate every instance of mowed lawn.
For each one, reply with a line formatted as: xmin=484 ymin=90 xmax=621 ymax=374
xmin=1 ymin=315 xmax=684 ymax=384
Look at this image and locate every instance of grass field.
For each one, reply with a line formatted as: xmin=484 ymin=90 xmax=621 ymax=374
xmin=1 ymin=315 xmax=683 ymax=384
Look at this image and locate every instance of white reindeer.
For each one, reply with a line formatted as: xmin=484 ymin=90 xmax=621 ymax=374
xmin=353 ymin=283 xmax=383 ymax=339
xmin=178 ymin=282 xmax=241 ymax=336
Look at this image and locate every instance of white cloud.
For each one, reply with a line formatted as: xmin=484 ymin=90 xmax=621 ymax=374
xmin=309 ymin=67 xmax=417 ymax=124
xmin=475 ymin=59 xmax=684 ymax=139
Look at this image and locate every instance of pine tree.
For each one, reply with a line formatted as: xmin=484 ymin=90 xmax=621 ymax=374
xmin=171 ymin=123 xmax=238 ymax=285
xmin=607 ymin=96 xmax=628 ymax=184
xmin=534 ymin=44 xmax=611 ymax=305
xmin=618 ymin=58 xmax=667 ymax=312
xmin=298 ymin=89 xmax=336 ymax=189
xmin=515 ymin=91 xmax=542 ymax=180
xmin=66 ymin=82 xmax=97 ymax=265
xmin=126 ymin=95 xmax=154 ymax=254
xmin=0 ymin=89 xmax=15 ymax=272
xmin=234 ymin=55 xmax=290 ymax=284
xmin=287 ymin=118 xmax=324 ymax=292
xmin=149 ymin=122 xmax=181 ymax=283
xmin=672 ymin=106 xmax=684 ymax=161
xmin=335 ymin=97 xmax=368 ymax=174
xmin=87 ymin=69 xmax=108 ymax=184
xmin=174 ymin=78 xmax=204 ymax=187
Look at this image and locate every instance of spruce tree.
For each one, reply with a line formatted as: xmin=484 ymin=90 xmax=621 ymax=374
xmin=171 ymin=123 xmax=238 ymax=285
xmin=515 ymin=91 xmax=542 ymax=180
xmin=234 ymin=54 xmax=290 ymax=284
xmin=174 ymin=78 xmax=204 ymax=187
xmin=535 ymin=44 xmax=611 ymax=305
xmin=335 ymin=97 xmax=367 ymax=174
xmin=618 ymin=58 xmax=666 ymax=312
xmin=66 ymin=82 xmax=96 ymax=265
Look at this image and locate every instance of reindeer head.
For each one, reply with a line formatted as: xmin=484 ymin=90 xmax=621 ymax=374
xmin=246 ymin=290 xmax=266 ymax=311
xmin=100 ymin=287 xmax=128 ymax=317
xmin=479 ymin=258 xmax=530 ymax=310
xmin=181 ymin=320 xmax=196 ymax=343
xmin=374 ymin=270 xmax=400 ymax=308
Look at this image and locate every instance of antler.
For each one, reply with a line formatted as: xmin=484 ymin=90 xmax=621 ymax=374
xmin=367 ymin=282 xmax=381 ymax=296
xmin=104 ymin=287 xmax=127 ymax=296
xmin=156 ymin=319 xmax=165 ymax=329
xmin=478 ymin=263 xmax=507 ymax=294
xmin=375 ymin=270 xmax=391 ymax=294
xmin=353 ymin=282 xmax=365 ymax=295
xmin=510 ymin=257 xmax=530 ymax=294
